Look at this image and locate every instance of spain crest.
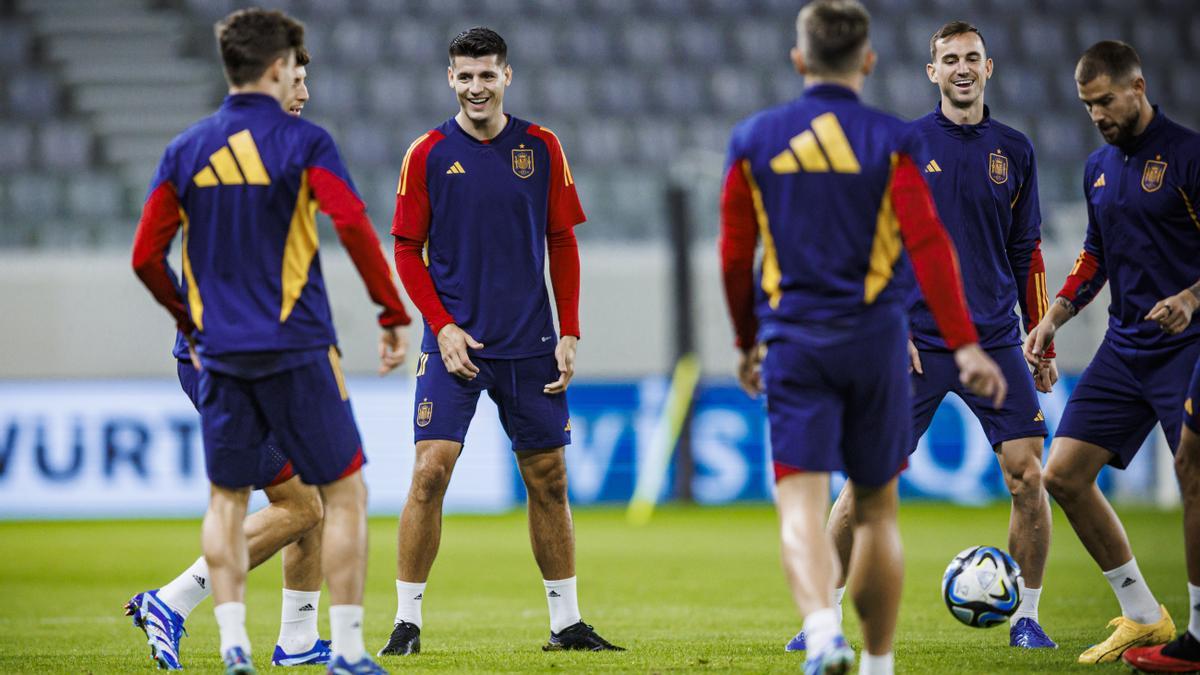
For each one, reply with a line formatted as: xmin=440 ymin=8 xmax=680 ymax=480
xmin=988 ymin=151 xmax=1008 ymax=185
xmin=1142 ymin=159 xmax=1167 ymax=192
xmin=416 ymin=399 xmax=433 ymax=427
xmin=512 ymin=146 xmax=534 ymax=179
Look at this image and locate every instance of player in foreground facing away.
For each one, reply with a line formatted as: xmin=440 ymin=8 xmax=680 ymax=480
xmin=786 ymin=20 xmax=1058 ymax=654
xmin=131 ymin=9 xmax=410 ymax=674
xmin=125 ymin=47 xmax=334 ymax=672
xmin=720 ymin=2 xmax=1006 ymax=673
xmin=1123 ymin=358 xmax=1200 ymax=672
xmin=1024 ymin=41 xmax=1200 ymax=665
xmin=378 ymin=27 xmax=621 ymax=656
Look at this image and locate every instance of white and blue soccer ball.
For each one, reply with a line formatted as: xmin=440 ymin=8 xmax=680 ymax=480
xmin=941 ymin=545 xmax=1022 ymax=628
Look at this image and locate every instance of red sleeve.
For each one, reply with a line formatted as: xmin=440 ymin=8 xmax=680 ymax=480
xmin=528 ymin=125 xmax=586 ymax=233
xmin=1057 ymin=249 xmax=1106 ymax=313
xmin=547 ymin=227 xmax=580 ymax=337
xmin=307 ymin=167 xmax=410 ymax=327
xmin=391 ymin=131 xmax=442 ymax=239
xmin=131 ymin=181 xmax=194 ymax=333
xmin=719 ymin=159 xmax=760 ymax=351
xmin=394 ymin=236 xmax=455 ymax=336
xmin=890 ymin=154 xmax=979 ymax=350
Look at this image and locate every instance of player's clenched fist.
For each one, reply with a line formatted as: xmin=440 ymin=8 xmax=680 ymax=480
xmin=954 ymin=343 xmax=1008 ymax=408
xmin=736 ymin=343 xmax=764 ymax=397
xmin=437 ymin=323 xmax=483 ymax=380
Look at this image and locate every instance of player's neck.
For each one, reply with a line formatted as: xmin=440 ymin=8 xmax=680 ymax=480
xmin=455 ymin=110 xmax=508 ymax=142
xmin=803 ymin=73 xmax=863 ymax=94
xmin=1131 ymin=96 xmax=1155 ymax=138
xmin=228 ymin=81 xmax=285 ymax=103
xmin=940 ymin=97 xmax=985 ymax=126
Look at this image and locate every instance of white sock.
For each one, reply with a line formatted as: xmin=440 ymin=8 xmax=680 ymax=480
xmin=158 ymin=557 xmax=211 ymax=619
xmin=1103 ymin=558 xmax=1162 ymax=624
xmin=802 ymin=607 xmax=841 ymax=658
xmin=394 ymin=580 xmax=426 ymax=628
xmin=1189 ymin=582 xmax=1200 ymax=641
xmin=834 ymin=586 xmax=846 ymax=624
xmin=330 ymin=605 xmax=365 ymax=662
xmin=214 ymin=602 xmax=250 ymax=656
xmin=277 ymin=589 xmax=320 ymax=653
xmin=1012 ymin=579 xmax=1041 ymax=623
xmin=544 ymin=576 xmax=582 ymax=633
xmin=859 ymin=651 xmax=894 ymax=675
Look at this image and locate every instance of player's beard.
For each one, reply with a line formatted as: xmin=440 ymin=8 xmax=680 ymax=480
xmin=1100 ymin=110 xmax=1141 ymax=146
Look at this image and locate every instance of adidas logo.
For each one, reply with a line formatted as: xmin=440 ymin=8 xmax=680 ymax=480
xmin=414 ymin=593 xmax=423 ymax=600
xmin=298 ymin=603 xmax=315 ymax=612
xmin=1094 ymin=173 xmax=1106 ymax=188
xmin=769 ymin=112 xmax=862 ymax=175
xmin=193 ymin=575 xmax=207 ymax=589
xmin=1033 ymin=410 xmax=1045 ymax=422
xmin=547 ymin=590 xmax=561 ymax=598
xmin=925 ymin=159 xmax=943 ymax=173
xmin=445 ymin=161 xmax=466 ymax=175
xmin=1122 ymin=577 xmax=1137 ymax=588
xmin=193 ymin=129 xmax=271 ymax=187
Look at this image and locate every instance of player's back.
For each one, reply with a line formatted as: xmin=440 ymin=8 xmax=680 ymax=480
xmin=728 ymin=84 xmax=911 ymax=339
xmin=155 ymin=93 xmax=348 ymax=356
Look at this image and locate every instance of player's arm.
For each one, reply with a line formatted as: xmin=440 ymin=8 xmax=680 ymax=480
xmin=130 ymin=180 xmax=193 ymax=335
xmin=890 ymin=153 xmax=1006 ymax=406
xmin=718 ymin=156 xmax=762 ymax=396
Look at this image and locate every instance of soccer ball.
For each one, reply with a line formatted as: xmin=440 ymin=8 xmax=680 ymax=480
xmin=941 ymin=546 xmax=1022 ymax=628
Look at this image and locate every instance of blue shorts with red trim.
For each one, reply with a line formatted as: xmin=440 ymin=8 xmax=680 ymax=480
xmin=412 ymin=352 xmax=570 ymax=452
xmin=762 ymin=303 xmax=910 ymax=488
xmin=1184 ymin=356 xmax=1200 ymax=435
xmin=1057 ymin=337 xmax=1200 ymax=468
xmin=178 ymin=361 xmax=293 ymax=489
xmin=910 ymin=345 xmax=1047 ymax=452
xmin=184 ymin=350 xmax=364 ymax=488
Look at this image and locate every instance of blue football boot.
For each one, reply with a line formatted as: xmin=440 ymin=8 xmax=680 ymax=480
xmin=785 ymin=630 xmax=806 ymax=652
xmin=222 ymin=645 xmax=256 ymax=674
xmin=124 ymin=590 xmax=186 ymax=670
xmin=273 ymin=639 xmax=332 ymax=666
xmin=327 ymin=654 xmax=389 ymax=674
xmin=803 ymin=634 xmax=854 ymax=675
xmin=1010 ymin=617 xmax=1058 ymax=649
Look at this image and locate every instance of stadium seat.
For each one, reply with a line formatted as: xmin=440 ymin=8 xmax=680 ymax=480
xmin=710 ymin=67 xmax=763 ymax=116
xmin=330 ymin=19 xmax=384 ymax=66
xmin=594 ymin=74 xmax=648 ymax=115
xmin=65 ymin=172 xmax=123 ymax=219
xmin=619 ymin=19 xmax=671 ymax=63
xmin=37 ymin=121 xmax=93 ymax=170
xmin=571 ymin=118 xmax=626 ymax=166
xmin=629 ymin=117 xmax=684 ymax=165
xmin=342 ymin=121 xmax=394 ymax=170
xmin=0 ymin=21 xmax=32 ymax=66
xmin=1131 ymin=17 xmax=1180 ymax=61
xmin=7 ymin=71 xmax=61 ymax=119
xmin=731 ymin=20 xmax=788 ymax=65
xmin=675 ymin=20 xmax=725 ymax=64
xmin=8 ymin=174 xmax=62 ymax=218
xmin=1016 ymin=18 xmax=1073 ymax=63
xmin=1034 ymin=117 xmax=1089 ymax=165
xmin=0 ymin=123 xmax=33 ymax=172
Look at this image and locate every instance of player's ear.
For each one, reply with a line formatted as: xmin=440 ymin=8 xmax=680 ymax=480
xmin=503 ymin=63 xmax=512 ymax=86
xmin=984 ymin=57 xmax=994 ymax=80
xmin=447 ymin=66 xmax=454 ymax=88
xmin=926 ymin=62 xmax=937 ymax=84
xmin=790 ymin=46 xmax=806 ymax=75
xmin=1130 ymin=74 xmax=1146 ymax=97
xmin=861 ymin=48 xmax=876 ymax=76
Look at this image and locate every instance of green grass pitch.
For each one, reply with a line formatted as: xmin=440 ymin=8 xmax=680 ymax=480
xmin=0 ymin=502 xmax=1186 ymax=673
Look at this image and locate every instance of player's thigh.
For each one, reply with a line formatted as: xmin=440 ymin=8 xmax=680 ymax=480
xmin=959 ymin=345 xmax=1048 ymax=448
xmin=252 ymin=440 xmax=295 ymax=490
xmin=762 ymin=340 xmax=844 ymax=477
xmin=909 ymin=350 xmax=957 ymax=450
xmin=1044 ymin=436 xmax=1115 ymax=494
xmin=841 ymin=333 xmax=911 ymax=488
xmin=488 ymin=355 xmax=570 ymax=452
xmin=196 ymin=368 xmax=271 ymax=488
xmin=1056 ymin=340 xmax=1158 ymax=469
xmin=413 ymin=351 xmax=486 ymax=446
xmin=1142 ymin=340 xmax=1200 ymax=453
xmin=254 ymin=350 xmax=364 ymax=487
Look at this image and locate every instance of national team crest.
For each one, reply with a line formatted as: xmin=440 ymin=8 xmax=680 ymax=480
xmin=416 ymin=400 xmax=433 ymax=427
xmin=1142 ymin=159 xmax=1167 ymax=192
xmin=512 ymin=147 xmax=534 ymax=179
xmin=988 ymin=152 xmax=1008 ymax=185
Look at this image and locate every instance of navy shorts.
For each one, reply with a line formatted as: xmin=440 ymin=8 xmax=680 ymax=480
xmin=1185 ymin=357 xmax=1200 ymax=435
xmin=761 ymin=306 xmax=910 ymax=488
xmin=1057 ymin=338 xmax=1200 ymax=468
xmin=178 ymin=361 xmax=294 ymax=489
xmin=910 ymin=345 xmax=1047 ymax=452
xmin=412 ymin=352 xmax=570 ymax=451
xmin=192 ymin=349 xmax=364 ymax=488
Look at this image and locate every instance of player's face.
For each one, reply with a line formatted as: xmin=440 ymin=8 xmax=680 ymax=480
xmin=1078 ymin=73 xmax=1144 ymax=145
xmin=283 ymin=65 xmax=308 ymax=117
xmin=927 ymin=33 xmax=992 ymax=109
xmin=270 ymin=50 xmax=301 ymax=104
xmin=448 ymin=55 xmax=511 ymax=124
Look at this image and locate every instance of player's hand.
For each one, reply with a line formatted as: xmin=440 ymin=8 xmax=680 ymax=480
xmin=954 ymin=343 xmax=1007 ymax=408
xmin=736 ymin=343 xmax=764 ymax=397
xmin=908 ymin=339 xmax=923 ymax=375
xmin=1023 ymin=319 xmax=1056 ymax=369
xmin=1033 ymin=357 xmax=1058 ymax=394
xmin=437 ymin=323 xmax=483 ymax=380
xmin=544 ymin=335 xmax=577 ymax=394
xmin=378 ymin=325 xmax=408 ymax=375
xmin=186 ymin=333 xmax=201 ymax=371
xmin=1146 ymin=289 xmax=1199 ymax=335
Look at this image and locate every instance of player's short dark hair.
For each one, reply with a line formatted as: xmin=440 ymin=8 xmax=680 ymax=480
xmin=1076 ymin=40 xmax=1142 ymax=85
xmin=214 ymin=8 xmax=306 ymax=87
xmin=448 ymin=26 xmax=507 ymax=65
xmin=929 ymin=21 xmax=986 ymax=62
xmin=797 ymin=0 xmax=871 ymax=76
xmin=295 ymin=46 xmax=310 ymax=67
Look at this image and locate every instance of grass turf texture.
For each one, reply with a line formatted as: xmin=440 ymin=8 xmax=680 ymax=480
xmin=0 ymin=502 xmax=1186 ymax=673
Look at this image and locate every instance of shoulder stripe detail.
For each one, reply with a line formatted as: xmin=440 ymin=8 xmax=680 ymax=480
xmin=1179 ymin=187 xmax=1200 ymax=232
xmin=398 ymin=131 xmax=444 ymax=195
xmin=531 ymin=125 xmax=574 ymax=186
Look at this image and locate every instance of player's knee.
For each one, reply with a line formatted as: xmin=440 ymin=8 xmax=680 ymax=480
xmin=1041 ymin=466 xmax=1076 ymax=503
xmin=1005 ymin=460 xmax=1043 ymax=498
xmin=1175 ymin=436 xmax=1200 ymax=485
xmin=294 ymin=490 xmax=324 ymax=531
xmin=522 ymin=456 xmax=568 ymax=505
xmin=410 ymin=460 xmax=453 ymax=504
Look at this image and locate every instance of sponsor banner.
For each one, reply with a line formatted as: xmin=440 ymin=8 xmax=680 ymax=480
xmin=0 ymin=375 xmax=1162 ymax=519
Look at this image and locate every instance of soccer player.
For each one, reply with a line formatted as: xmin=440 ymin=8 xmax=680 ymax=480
xmin=378 ymin=27 xmax=621 ymax=655
xmin=1024 ymin=41 xmax=1200 ymax=664
xmin=130 ymin=9 xmax=409 ymax=674
xmin=125 ymin=49 xmax=334 ymax=671
xmin=786 ymin=20 xmax=1058 ymax=653
xmin=720 ymin=2 xmax=1007 ymax=673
